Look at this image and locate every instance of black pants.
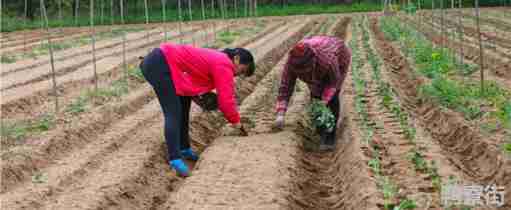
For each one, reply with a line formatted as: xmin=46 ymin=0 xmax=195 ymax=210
xmin=140 ymin=48 xmax=191 ymax=161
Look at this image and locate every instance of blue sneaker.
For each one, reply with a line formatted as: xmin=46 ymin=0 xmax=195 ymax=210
xmin=169 ymin=159 xmax=190 ymax=177
xmin=181 ymin=148 xmax=199 ymax=161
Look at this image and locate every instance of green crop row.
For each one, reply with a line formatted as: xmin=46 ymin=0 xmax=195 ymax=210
xmin=352 ymin=17 xmax=417 ymax=210
xmin=379 ymin=15 xmax=511 ymax=155
xmin=363 ymin=16 xmax=442 ymax=194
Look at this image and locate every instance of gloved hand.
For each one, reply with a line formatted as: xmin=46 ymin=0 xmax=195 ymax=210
xmin=275 ymin=112 xmax=285 ymax=129
xmin=232 ymin=123 xmax=248 ymax=136
xmin=169 ymin=159 xmax=190 ymax=177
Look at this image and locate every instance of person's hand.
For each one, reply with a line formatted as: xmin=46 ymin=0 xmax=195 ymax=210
xmin=227 ymin=122 xmax=248 ymax=136
xmin=275 ymin=112 xmax=285 ymax=129
xmin=233 ymin=122 xmax=242 ymax=129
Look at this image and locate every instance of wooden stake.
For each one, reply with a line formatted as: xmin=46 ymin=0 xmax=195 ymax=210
xmin=40 ymin=0 xmax=59 ymax=113
xmin=244 ymin=0 xmax=248 ymax=17
xmin=475 ymin=0 xmax=485 ymax=92
xmin=58 ymin=0 xmax=63 ymax=25
xmin=24 ymin=0 xmax=28 ymax=54
xmin=178 ymin=0 xmax=183 ymax=43
xmin=188 ymin=0 xmax=193 ymax=21
xmin=211 ymin=0 xmax=215 ymax=18
xmin=458 ymin=0 xmax=464 ymax=68
xmin=101 ymin=0 xmax=104 ymax=25
xmin=91 ymin=0 xmax=99 ymax=92
xmin=201 ymin=0 xmax=205 ymax=20
xmin=162 ymin=0 xmax=168 ymax=41
xmin=111 ymin=0 xmax=114 ymax=25
xmin=75 ymin=0 xmax=79 ymax=26
xmin=120 ymin=0 xmax=127 ymax=80
xmin=234 ymin=0 xmax=238 ymax=18
xmin=144 ymin=0 xmax=150 ymax=50
xmin=441 ymin=0 xmax=445 ymax=49
xmin=254 ymin=0 xmax=257 ymax=16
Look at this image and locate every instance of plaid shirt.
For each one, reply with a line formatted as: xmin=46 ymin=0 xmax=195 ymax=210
xmin=276 ymin=36 xmax=351 ymax=114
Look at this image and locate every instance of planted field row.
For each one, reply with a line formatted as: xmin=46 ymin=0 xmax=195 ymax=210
xmin=372 ymin=15 xmax=511 ymax=209
xmin=401 ymin=14 xmax=511 ymax=84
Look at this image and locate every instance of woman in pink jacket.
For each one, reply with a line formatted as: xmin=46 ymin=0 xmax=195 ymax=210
xmin=140 ymin=43 xmax=255 ymax=177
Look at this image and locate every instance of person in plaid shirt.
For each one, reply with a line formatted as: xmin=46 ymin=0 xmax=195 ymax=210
xmin=275 ymin=36 xmax=351 ymax=150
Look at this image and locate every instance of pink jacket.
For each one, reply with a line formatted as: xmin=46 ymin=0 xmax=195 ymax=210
xmin=160 ymin=43 xmax=240 ymax=124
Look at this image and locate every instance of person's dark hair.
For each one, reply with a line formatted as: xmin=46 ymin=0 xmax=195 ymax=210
xmin=222 ymin=48 xmax=255 ymax=77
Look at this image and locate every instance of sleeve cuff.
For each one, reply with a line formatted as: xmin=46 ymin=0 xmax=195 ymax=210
xmin=322 ymin=88 xmax=337 ymax=102
xmin=275 ymin=100 xmax=288 ymax=113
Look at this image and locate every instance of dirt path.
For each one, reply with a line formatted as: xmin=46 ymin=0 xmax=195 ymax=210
xmin=165 ymin=131 xmax=301 ymax=209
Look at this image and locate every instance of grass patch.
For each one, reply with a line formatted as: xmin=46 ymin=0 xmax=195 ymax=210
xmin=0 ymin=114 xmax=55 ymax=140
xmin=65 ymin=78 xmax=130 ymax=114
xmin=217 ymin=30 xmax=242 ymax=45
xmin=86 ymin=80 xmax=129 ymax=100
xmin=1 ymin=55 xmax=17 ymax=63
xmin=66 ymin=96 xmax=88 ymax=115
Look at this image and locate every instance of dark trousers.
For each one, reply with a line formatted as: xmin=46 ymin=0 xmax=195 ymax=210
xmin=140 ymin=48 xmax=191 ymax=160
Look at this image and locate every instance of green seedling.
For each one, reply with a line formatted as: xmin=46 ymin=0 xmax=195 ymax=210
xmin=368 ymin=158 xmax=381 ymax=175
xmin=428 ymin=160 xmax=441 ymax=190
xmin=66 ymin=96 xmax=88 ymax=114
xmin=408 ymin=149 xmax=427 ymax=171
xmin=394 ymin=199 xmax=417 ymax=210
xmin=380 ymin=177 xmax=398 ymax=210
xmin=504 ymin=143 xmax=511 ymax=155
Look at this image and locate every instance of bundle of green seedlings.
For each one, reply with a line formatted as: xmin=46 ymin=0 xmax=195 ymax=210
xmin=307 ymin=100 xmax=336 ymax=132
xmin=380 ymin=16 xmax=511 ymax=154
